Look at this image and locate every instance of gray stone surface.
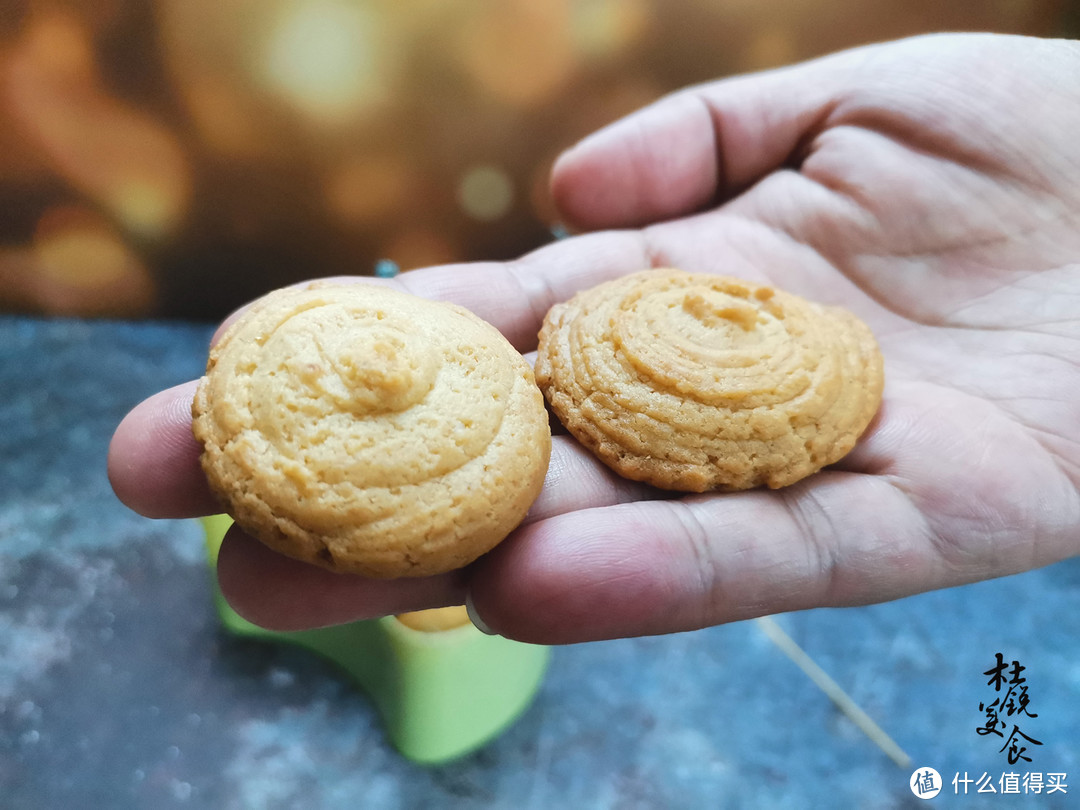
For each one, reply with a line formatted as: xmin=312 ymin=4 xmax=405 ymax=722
xmin=1 ymin=315 xmax=1077 ymax=809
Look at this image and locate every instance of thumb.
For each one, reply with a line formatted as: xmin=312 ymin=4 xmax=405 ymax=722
xmin=549 ymin=43 xmax=867 ymax=231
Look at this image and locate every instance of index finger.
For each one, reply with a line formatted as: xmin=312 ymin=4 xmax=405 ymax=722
xmin=375 ymin=228 xmax=648 ymax=351
xmin=213 ymin=229 xmax=648 ymax=353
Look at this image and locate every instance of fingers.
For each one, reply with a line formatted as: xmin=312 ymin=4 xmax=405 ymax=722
xmin=213 ymin=440 xmax=657 ymax=629
xmin=550 ymin=91 xmax=723 ymax=233
xmin=107 ymin=380 xmax=219 ymax=518
xmin=524 ymin=436 xmax=659 ymax=523
xmin=109 ymin=382 xmax=637 ymax=523
xmin=395 ymin=230 xmax=645 ymax=351
xmin=218 ymin=471 xmax=934 ymax=641
xmin=210 ymin=228 xmax=649 ymax=356
xmin=467 ymin=473 xmax=940 ymax=645
xmin=550 ymin=48 xmax=855 ymax=231
xmin=216 ymin=527 xmax=469 ymax=631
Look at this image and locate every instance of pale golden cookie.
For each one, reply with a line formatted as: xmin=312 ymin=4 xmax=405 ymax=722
xmin=394 ymin=606 xmax=471 ymax=632
xmin=192 ymin=283 xmax=551 ymax=578
xmin=535 ymin=269 xmax=883 ymax=492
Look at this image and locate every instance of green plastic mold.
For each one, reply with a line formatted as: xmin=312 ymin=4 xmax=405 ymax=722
xmin=201 ymin=514 xmax=550 ymax=764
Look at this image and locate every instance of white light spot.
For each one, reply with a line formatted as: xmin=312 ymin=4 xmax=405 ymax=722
xmin=261 ymin=0 xmax=383 ymax=123
xmin=457 ymin=165 xmax=514 ymax=222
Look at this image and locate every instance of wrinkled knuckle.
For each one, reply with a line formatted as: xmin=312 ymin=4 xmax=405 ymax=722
xmin=670 ymin=501 xmax=725 ymax=629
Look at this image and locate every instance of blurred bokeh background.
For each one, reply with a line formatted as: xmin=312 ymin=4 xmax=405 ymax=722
xmin=0 ymin=0 xmax=1072 ymax=321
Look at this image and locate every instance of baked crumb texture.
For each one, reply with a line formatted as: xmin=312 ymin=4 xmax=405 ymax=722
xmin=193 ymin=284 xmax=551 ymax=578
xmin=535 ymin=269 xmax=883 ymax=492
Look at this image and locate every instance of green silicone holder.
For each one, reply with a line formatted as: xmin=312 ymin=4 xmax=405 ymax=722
xmin=202 ymin=514 xmax=550 ymax=764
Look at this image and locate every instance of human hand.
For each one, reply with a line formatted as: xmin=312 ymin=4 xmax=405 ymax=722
xmin=109 ymin=33 xmax=1080 ymax=643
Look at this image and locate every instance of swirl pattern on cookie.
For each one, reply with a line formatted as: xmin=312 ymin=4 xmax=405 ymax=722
xmin=535 ymin=269 xmax=883 ymax=491
xmin=193 ymin=284 xmax=551 ymax=577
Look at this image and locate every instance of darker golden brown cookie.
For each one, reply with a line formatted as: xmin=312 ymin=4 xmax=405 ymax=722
xmin=535 ymin=269 xmax=883 ymax=491
xmin=193 ymin=283 xmax=551 ymax=577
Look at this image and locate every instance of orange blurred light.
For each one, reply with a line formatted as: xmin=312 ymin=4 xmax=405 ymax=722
xmin=326 ymin=155 xmax=417 ymax=226
xmin=182 ymin=76 xmax=270 ymax=159
xmin=19 ymin=7 xmax=97 ymax=82
xmin=0 ymin=205 xmax=157 ymax=316
xmin=743 ymin=28 xmax=799 ymax=71
xmin=380 ymin=227 xmax=458 ymax=272
xmin=571 ymin=0 xmax=652 ymax=60
xmin=34 ymin=206 xmax=138 ymax=289
xmin=4 ymin=11 xmax=192 ymax=240
xmin=456 ymin=0 xmax=577 ymax=107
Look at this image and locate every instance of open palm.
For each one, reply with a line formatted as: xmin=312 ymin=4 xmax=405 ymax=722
xmin=110 ymin=34 xmax=1080 ymax=643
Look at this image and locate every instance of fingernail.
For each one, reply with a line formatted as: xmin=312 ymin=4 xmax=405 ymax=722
xmin=465 ymin=591 xmax=496 ymax=636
